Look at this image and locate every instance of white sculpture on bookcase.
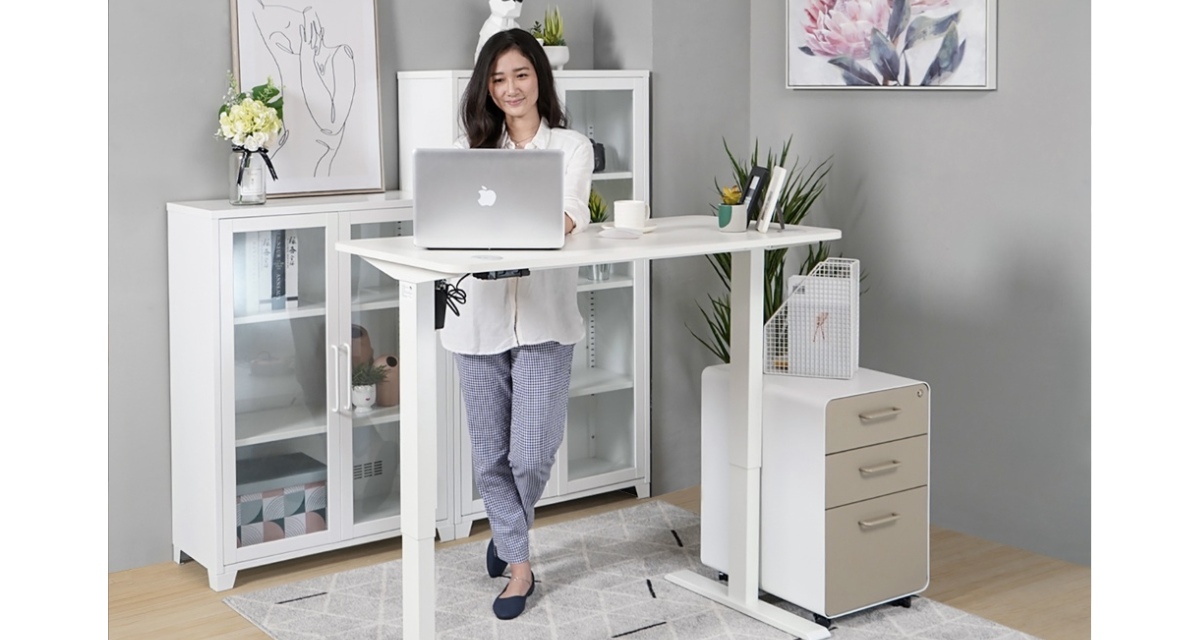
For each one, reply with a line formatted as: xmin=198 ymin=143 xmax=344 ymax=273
xmin=475 ymin=0 xmax=523 ymax=64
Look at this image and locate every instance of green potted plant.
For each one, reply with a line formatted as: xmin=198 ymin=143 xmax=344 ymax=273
xmin=716 ymin=184 xmax=747 ymax=232
xmin=583 ymin=189 xmax=611 ymax=281
xmin=689 ymin=137 xmax=836 ymax=362
xmin=530 ymin=6 xmax=569 ymax=69
xmin=351 ymin=361 xmax=389 ymax=413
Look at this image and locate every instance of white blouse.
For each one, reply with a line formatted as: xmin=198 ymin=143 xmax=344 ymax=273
xmin=439 ymin=120 xmax=595 ymax=355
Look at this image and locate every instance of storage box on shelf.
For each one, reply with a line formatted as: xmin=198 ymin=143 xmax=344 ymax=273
xmin=398 ymin=69 xmax=653 ymax=535
xmin=167 ymin=193 xmax=458 ymax=591
xmin=700 ymin=364 xmax=930 ymax=624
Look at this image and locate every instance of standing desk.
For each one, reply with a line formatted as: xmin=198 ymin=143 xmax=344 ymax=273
xmin=336 ymin=215 xmax=841 ymax=639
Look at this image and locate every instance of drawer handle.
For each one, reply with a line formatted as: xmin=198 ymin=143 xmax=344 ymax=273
xmin=859 ymin=513 xmax=901 ymax=530
xmin=860 ymin=460 xmax=901 ymax=476
xmin=859 ymin=407 xmax=901 ymax=423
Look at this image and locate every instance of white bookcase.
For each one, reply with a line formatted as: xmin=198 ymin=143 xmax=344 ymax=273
xmin=166 ymin=192 xmax=459 ymax=590
xmin=397 ymin=69 xmax=653 ymax=535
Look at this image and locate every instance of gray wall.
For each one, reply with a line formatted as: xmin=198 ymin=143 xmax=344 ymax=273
xmin=746 ymin=1 xmax=1090 ymax=564
xmin=110 ymin=0 xmax=1089 ymax=571
xmin=645 ymin=0 xmax=751 ymax=497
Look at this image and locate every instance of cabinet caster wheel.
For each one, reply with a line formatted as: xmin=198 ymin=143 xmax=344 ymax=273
xmin=890 ymin=596 xmax=913 ymax=608
xmin=717 ymin=572 xmax=728 ymax=583
xmin=813 ymin=614 xmax=833 ymax=629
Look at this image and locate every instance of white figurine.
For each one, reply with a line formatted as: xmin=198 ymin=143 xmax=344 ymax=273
xmin=475 ymin=0 xmax=524 ymax=64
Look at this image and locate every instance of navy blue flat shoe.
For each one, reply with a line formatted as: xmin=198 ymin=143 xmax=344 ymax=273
xmin=493 ymin=574 xmax=536 ymax=620
xmin=486 ymin=539 xmax=507 ymax=578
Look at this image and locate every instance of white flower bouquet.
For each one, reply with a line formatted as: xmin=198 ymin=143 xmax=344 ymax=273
xmin=217 ymin=73 xmax=283 ymax=198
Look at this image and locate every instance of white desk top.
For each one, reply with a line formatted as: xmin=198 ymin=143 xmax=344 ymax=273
xmin=336 ymin=215 xmax=841 ymax=279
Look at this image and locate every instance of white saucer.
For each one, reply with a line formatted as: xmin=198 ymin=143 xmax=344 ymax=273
xmin=602 ymin=223 xmax=657 ymax=233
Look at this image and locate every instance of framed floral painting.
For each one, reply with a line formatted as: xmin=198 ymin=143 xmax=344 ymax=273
xmin=231 ymin=0 xmax=384 ymax=196
xmin=786 ymin=0 xmax=997 ymax=90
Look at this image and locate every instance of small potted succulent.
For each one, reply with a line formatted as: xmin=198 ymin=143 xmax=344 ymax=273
xmin=530 ymin=6 xmax=568 ymax=69
xmin=351 ymin=361 xmax=389 ymax=413
xmin=717 ymin=184 xmax=747 ymax=232
xmin=583 ymin=189 xmax=612 ymax=281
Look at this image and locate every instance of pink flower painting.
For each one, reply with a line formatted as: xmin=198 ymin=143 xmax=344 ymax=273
xmin=788 ymin=0 xmax=993 ymax=88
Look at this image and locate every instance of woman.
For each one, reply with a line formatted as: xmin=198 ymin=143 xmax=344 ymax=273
xmin=441 ymin=28 xmax=594 ymax=621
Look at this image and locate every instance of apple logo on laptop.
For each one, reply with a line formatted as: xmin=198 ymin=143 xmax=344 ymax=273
xmin=477 ymin=186 xmax=497 ymax=207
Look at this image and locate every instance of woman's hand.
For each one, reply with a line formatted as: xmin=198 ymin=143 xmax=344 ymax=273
xmin=564 ymin=213 xmax=575 ymax=234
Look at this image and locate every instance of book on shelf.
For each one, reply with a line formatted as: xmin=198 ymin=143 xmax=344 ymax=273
xmin=285 ymin=230 xmax=299 ymax=309
xmin=258 ymin=231 xmax=274 ymax=312
xmin=270 ymin=229 xmax=286 ymax=310
xmin=239 ymin=232 xmax=259 ymax=315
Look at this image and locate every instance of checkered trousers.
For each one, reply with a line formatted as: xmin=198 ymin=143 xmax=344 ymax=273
xmin=453 ymin=341 xmax=575 ymax=564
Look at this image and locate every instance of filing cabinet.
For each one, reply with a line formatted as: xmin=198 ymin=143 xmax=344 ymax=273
xmin=700 ymin=364 xmax=930 ymax=621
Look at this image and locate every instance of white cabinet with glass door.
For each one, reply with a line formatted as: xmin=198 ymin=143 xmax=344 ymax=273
xmin=167 ymin=194 xmax=457 ymax=591
xmin=397 ymin=69 xmax=652 ymax=534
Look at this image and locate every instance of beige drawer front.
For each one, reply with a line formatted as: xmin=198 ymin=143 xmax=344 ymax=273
xmin=826 ymin=384 xmax=928 ymax=454
xmin=825 ymin=486 xmax=928 ymax=616
xmin=826 ymin=435 xmax=928 ymax=509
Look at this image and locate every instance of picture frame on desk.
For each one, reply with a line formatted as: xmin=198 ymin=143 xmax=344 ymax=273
xmin=741 ymin=166 xmax=769 ymax=223
xmin=755 ymin=166 xmax=788 ymax=233
xmin=231 ymin=0 xmax=385 ymax=197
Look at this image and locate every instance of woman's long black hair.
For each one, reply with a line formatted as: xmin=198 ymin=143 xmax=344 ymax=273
xmin=461 ymin=28 xmax=567 ymax=149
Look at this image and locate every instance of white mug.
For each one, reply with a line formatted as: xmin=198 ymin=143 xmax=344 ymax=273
xmin=613 ymin=200 xmax=650 ymax=229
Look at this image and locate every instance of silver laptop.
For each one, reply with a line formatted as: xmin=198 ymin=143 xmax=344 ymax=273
xmin=413 ymin=148 xmax=565 ymax=250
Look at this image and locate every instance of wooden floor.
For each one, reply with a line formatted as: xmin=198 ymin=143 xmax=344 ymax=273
xmin=109 ymin=486 xmax=1089 ymax=639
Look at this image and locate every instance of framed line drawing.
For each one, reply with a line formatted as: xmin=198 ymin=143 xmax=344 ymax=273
xmin=231 ymin=0 xmax=384 ymax=196
xmin=786 ymin=0 xmax=997 ymax=90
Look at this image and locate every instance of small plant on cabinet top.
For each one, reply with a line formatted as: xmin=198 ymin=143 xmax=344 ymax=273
xmin=352 ymin=361 xmax=389 ymax=387
xmin=535 ymin=6 xmax=565 ymax=46
xmin=588 ymin=189 xmax=608 ymax=224
xmin=720 ymin=185 xmax=742 ymax=206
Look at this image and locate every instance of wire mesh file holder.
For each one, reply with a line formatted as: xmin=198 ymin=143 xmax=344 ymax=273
xmin=764 ymin=258 xmax=860 ymax=379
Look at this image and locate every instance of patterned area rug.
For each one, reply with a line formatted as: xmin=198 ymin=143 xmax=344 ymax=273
xmin=225 ymin=501 xmax=1039 ymax=639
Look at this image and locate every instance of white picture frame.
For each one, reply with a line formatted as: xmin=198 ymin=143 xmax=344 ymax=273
xmin=231 ymin=0 xmax=385 ymax=196
xmin=756 ymin=166 xmax=789 ymax=233
xmin=786 ymin=0 xmax=997 ymax=90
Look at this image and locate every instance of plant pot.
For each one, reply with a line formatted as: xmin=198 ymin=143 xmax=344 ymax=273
xmin=718 ymin=203 xmax=748 ymax=233
xmin=373 ymin=354 xmax=399 ymax=407
xmin=352 ymin=384 xmax=376 ymax=413
xmin=543 ymin=45 xmax=569 ymax=70
xmin=581 ymin=263 xmax=612 ymax=282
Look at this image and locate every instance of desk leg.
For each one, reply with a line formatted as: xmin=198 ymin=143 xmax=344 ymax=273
xmin=664 ymin=249 xmax=830 ymax=640
xmin=398 ymin=279 xmax=437 ymax=640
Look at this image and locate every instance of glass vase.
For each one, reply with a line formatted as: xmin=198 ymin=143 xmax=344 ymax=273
xmin=229 ymin=148 xmax=267 ymax=205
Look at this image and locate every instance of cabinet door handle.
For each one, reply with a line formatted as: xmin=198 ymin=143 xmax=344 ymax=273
xmin=330 ymin=345 xmax=340 ymax=413
xmin=859 ymin=407 xmax=901 ymax=423
xmin=859 ymin=513 xmax=901 ymax=530
xmin=860 ymin=460 xmax=901 ymax=476
xmin=341 ymin=343 xmax=352 ymax=412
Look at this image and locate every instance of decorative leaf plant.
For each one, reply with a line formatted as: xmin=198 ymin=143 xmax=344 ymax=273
xmin=688 ymin=137 xmax=836 ymax=363
xmin=534 ymin=6 xmax=566 ymax=46
xmin=588 ymin=189 xmax=608 ymax=224
xmin=352 ymin=361 xmax=389 ymax=387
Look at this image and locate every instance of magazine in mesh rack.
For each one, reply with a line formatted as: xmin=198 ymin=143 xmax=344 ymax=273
xmin=764 ymin=258 xmax=859 ymax=379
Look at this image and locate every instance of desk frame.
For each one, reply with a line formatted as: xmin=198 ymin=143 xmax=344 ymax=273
xmin=339 ymin=216 xmax=838 ymax=639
